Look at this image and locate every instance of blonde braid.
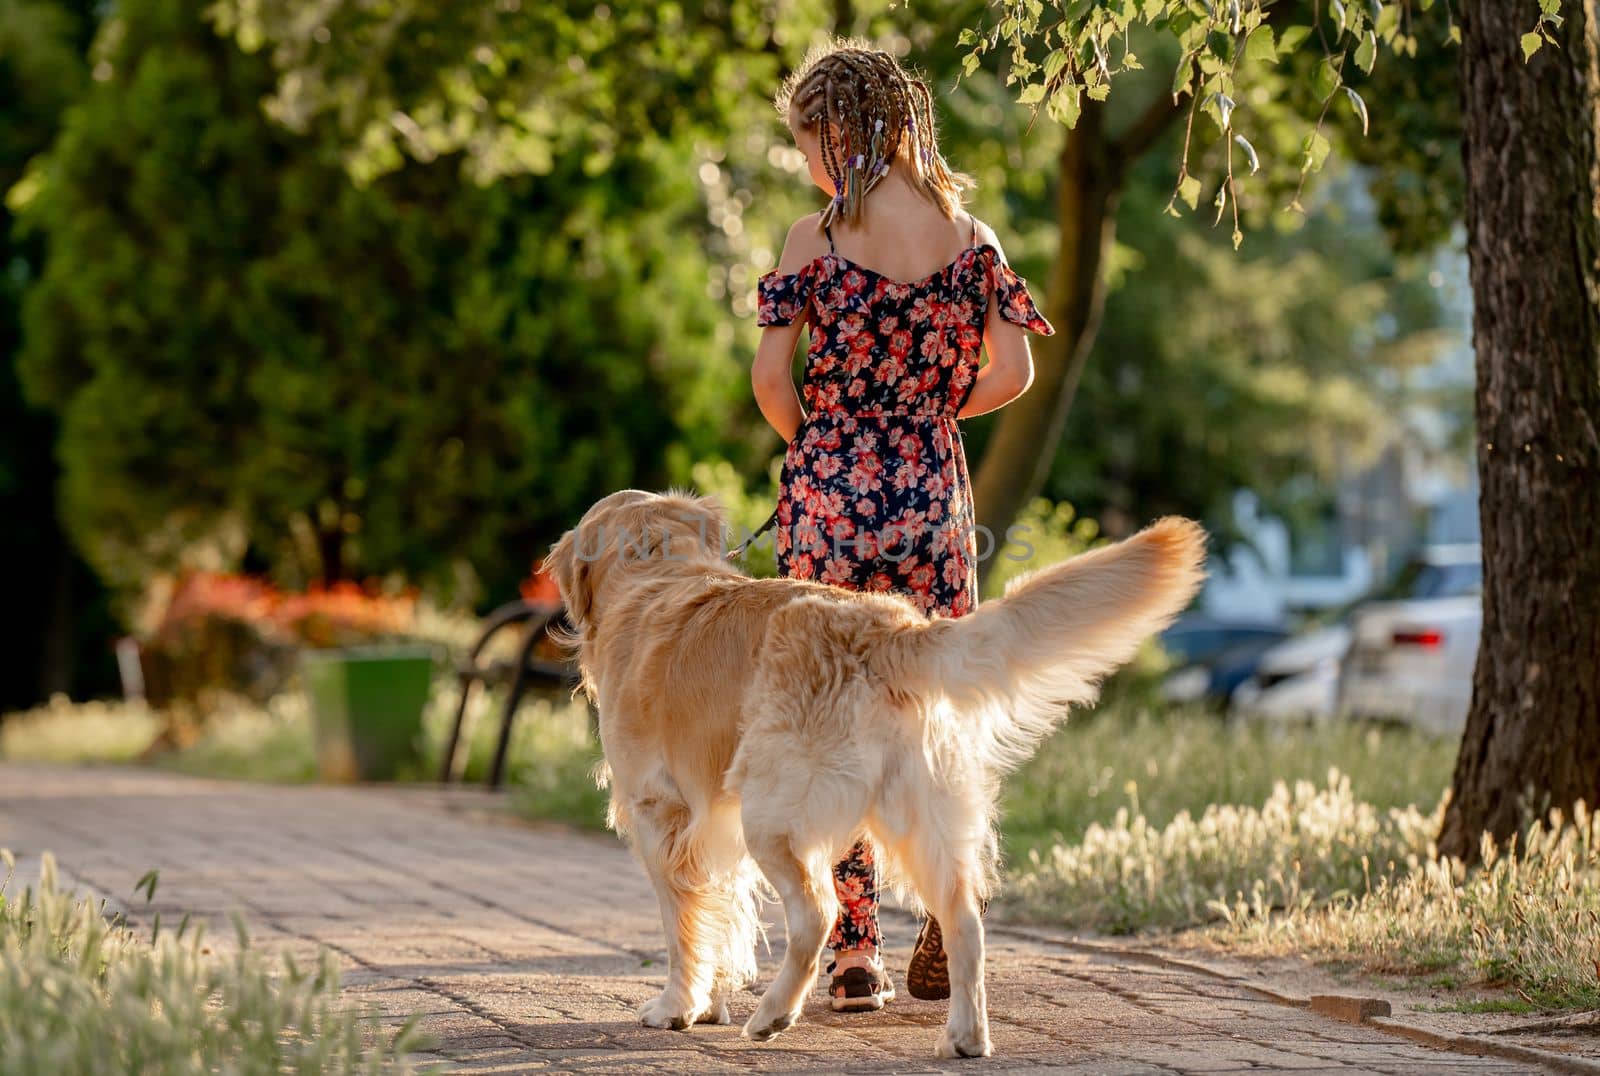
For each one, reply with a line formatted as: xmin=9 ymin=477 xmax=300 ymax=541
xmin=775 ymin=39 xmax=974 ymax=228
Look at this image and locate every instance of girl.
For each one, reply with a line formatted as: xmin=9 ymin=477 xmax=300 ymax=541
xmin=751 ymin=40 xmax=1055 ymax=1013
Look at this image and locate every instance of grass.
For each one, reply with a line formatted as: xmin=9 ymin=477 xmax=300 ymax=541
xmin=1 ymin=681 xmax=608 ymax=831
xmin=0 ymin=696 xmax=163 ymax=764
xmin=1426 ymin=998 xmax=1542 ymax=1015
xmin=1212 ymin=800 xmax=1600 ymax=1010
xmin=1002 ymin=769 xmax=1442 ymax=933
xmin=0 ymin=851 xmax=420 ymax=1075
xmin=1001 ymin=706 xmax=1457 ymax=854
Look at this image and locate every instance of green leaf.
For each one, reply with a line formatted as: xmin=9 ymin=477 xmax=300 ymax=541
xmin=1356 ymin=30 xmax=1377 ymax=72
xmin=1303 ymin=128 xmax=1332 ymax=172
xmin=1018 ymin=83 xmax=1047 ymax=105
xmin=962 ymin=52 xmax=982 ymax=77
xmin=1178 ymin=173 xmax=1202 ymax=210
xmin=1172 ymin=55 xmax=1194 ymax=96
xmin=1375 ymin=3 xmax=1401 ymax=40
xmin=1448 ymin=23 xmax=1462 ymax=44
xmin=1087 ymin=82 xmax=1111 ymax=101
xmin=1521 ymin=32 xmax=1542 ymax=61
xmin=1046 ymin=84 xmax=1082 ymax=128
xmin=1345 ymin=86 xmax=1370 ymax=134
xmin=1234 ymin=132 xmax=1260 ymax=174
xmin=1312 ymin=55 xmax=1343 ymax=99
xmin=1245 ymin=25 xmax=1277 ymax=62
xmin=1205 ymin=91 xmax=1237 ymax=132
xmin=1044 ymin=49 xmax=1069 ymax=82
xmin=1277 ymin=24 xmax=1312 ymax=55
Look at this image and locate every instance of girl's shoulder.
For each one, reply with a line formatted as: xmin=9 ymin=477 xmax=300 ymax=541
xmin=968 ymin=216 xmax=1010 ymax=262
xmin=773 ymin=212 xmax=832 ymax=276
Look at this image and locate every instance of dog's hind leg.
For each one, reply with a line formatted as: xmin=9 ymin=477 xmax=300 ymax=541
xmin=925 ymin=877 xmax=990 ymax=1058
xmin=740 ymin=831 xmax=832 ymax=1042
xmin=628 ymin=791 xmax=720 ymax=1030
xmin=886 ymin=786 xmax=993 ymax=1058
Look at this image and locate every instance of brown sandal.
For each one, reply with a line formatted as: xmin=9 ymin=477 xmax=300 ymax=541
xmin=907 ymin=900 xmax=990 ymax=1002
xmin=906 ymin=917 xmax=950 ymax=1000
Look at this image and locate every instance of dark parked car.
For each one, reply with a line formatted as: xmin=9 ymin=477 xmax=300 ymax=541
xmin=1158 ymin=613 xmax=1290 ymax=705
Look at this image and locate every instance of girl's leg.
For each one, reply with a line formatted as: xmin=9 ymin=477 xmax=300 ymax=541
xmin=828 ymin=839 xmax=881 ymax=953
xmin=827 ymin=839 xmax=890 ymax=1010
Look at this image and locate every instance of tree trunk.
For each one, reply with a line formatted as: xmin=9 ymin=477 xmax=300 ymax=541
xmin=317 ymin=524 xmax=345 ymax=586
xmin=1438 ymin=0 xmax=1600 ymax=861
xmin=39 ymin=540 xmax=76 ymax=698
xmin=972 ymin=103 xmax=1121 ymax=559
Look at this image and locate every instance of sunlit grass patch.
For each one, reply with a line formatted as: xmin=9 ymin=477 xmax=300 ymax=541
xmin=0 ymin=696 xmax=162 ymax=764
xmin=1003 ymin=770 xmax=1441 ymax=934
xmin=1216 ymin=801 xmax=1600 ymax=1010
xmin=1006 ymin=756 xmax=1600 ymax=1011
xmin=156 ymin=690 xmax=319 ymax=782
xmin=1002 ymin=706 xmax=1456 ymax=854
xmin=0 ymin=852 xmax=421 ymax=1074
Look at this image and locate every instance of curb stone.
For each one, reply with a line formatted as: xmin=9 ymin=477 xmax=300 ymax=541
xmin=986 ymin=923 xmax=1600 ymax=1076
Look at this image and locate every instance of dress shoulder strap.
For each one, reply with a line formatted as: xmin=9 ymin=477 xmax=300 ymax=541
xmin=969 ymin=214 xmax=979 ymax=247
xmin=822 ymin=220 xmax=836 ymax=253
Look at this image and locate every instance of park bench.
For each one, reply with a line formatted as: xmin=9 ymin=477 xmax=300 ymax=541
xmin=436 ymin=598 xmax=581 ymax=788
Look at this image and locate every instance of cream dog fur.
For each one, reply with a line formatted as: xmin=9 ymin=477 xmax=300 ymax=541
xmin=547 ymin=489 xmax=1206 ymax=1058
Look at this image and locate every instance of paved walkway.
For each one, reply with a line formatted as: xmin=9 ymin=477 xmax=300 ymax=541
xmin=0 ymin=765 xmax=1544 ymax=1074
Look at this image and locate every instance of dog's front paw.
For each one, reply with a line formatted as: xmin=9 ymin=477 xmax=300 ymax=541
xmin=637 ymin=992 xmax=701 ymax=1031
xmin=741 ymin=1004 xmax=799 ymax=1042
xmin=937 ymin=1023 xmax=993 ymax=1059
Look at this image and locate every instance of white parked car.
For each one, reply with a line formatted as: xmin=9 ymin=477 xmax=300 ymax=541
xmin=1337 ymin=545 xmax=1482 ymax=734
xmin=1229 ymin=623 xmax=1349 ymax=720
xmin=1233 ymin=545 xmax=1482 ymax=730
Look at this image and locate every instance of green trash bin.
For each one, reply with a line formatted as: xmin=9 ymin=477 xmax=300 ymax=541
xmin=301 ymin=643 xmax=438 ymax=781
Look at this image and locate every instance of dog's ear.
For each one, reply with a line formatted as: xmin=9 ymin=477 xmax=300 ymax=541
xmin=546 ymin=528 xmax=592 ymax=627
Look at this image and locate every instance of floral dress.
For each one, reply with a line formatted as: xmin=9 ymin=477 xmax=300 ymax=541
xmin=755 ymin=215 xmax=1054 ymax=953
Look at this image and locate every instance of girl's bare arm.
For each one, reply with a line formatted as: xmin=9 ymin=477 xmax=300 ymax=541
xmin=958 ymin=222 xmax=1037 ymax=419
xmin=752 ymin=215 xmax=829 ymax=441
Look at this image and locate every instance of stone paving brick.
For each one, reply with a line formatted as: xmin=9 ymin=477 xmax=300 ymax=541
xmin=0 ymin=764 xmax=1553 ymax=1075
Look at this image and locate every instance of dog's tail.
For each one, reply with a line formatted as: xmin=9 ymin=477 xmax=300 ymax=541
xmin=875 ymin=517 xmax=1207 ymax=774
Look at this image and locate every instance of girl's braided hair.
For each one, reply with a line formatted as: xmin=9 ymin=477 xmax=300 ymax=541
xmin=775 ymin=39 xmax=975 ymax=229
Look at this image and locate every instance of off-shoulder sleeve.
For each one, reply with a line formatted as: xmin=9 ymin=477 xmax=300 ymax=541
xmin=756 ymin=263 xmax=815 ymax=327
xmin=984 ymin=250 xmax=1055 ymax=336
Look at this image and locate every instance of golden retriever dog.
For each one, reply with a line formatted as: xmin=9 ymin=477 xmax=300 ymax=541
xmin=546 ymin=489 xmax=1205 ymax=1058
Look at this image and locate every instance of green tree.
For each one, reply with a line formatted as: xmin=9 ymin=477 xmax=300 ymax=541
xmin=1045 ymin=166 xmax=1456 ymax=539
xmin=0 ymin=0 xmax=121 ymax=708
xmin=957 ymin=1 xmax=1483 ymax=549
xmin=202 ymin=0 xmax=1462 ymax=553
xmin=977 ymin=0 xmax=1596 ymax=859
xmin=16 ymin=0 xmax=744 ymax=608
